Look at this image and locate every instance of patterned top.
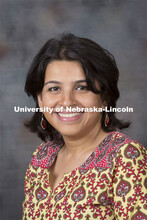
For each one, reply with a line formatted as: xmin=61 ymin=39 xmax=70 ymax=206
xmin=22 ymin=131 xmax=147 ymax=220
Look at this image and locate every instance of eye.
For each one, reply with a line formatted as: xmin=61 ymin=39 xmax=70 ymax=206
xmin=48 ymin=87 xmax=61 ymax=92
xmin=75 ymin=85 xmax=88 ymax=91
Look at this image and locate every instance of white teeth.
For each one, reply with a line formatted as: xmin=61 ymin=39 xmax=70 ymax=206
xmin=58 ymin=113 xmax=82 ymax=118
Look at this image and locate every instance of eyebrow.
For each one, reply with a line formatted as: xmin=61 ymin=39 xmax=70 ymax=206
xmin=44 ymin=79 xmax=87 ymax=86
xmin=44 ymin=80 xmax=61 ymax=86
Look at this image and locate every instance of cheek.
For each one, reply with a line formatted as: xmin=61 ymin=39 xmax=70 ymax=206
xmin=80 ymin=111 xmax=102 ymax=134
xmin=41 ymin=95 xmax=58 ymax=107
xmin=44 ymin=113 xmax=54 ymax=124
xmin=78 ymin=95 xmax=102 ymax=108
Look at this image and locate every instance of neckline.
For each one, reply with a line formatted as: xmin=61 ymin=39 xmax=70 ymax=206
xmin=67 ymin=130 xmax=116 ymax=171
xmin=49 ymin=130 xmax=116 ymax=175
xmin=47 ymin=130 xmax=117 ymax=192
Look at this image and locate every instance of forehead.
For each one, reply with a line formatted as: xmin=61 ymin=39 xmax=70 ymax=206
xmin=45 ymin=60 xmax=86 ymax=81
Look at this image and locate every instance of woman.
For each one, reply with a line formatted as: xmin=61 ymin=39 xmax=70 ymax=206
xmin=22 ymin=33 xmax=146 ymax=220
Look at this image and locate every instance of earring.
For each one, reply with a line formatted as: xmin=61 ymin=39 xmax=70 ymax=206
xmin=41 ymin=114 xmax=47 ymax=130
xmin=105 ymin=113 xmax=110 ymax=127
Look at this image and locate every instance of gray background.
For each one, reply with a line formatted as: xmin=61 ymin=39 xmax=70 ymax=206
xmin=0 ymin=0 xmax=147 ymax=219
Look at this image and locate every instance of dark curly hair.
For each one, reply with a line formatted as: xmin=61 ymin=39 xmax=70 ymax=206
xmin=24 ymin=33 xmax=130 ymax=142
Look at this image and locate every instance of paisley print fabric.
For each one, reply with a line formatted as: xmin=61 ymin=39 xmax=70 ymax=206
xmin=22 ymin=131 xmax=147 ymax=220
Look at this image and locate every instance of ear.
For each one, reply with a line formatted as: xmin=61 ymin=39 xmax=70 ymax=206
xmin=37 ymin=93 xmax=43 ymax=108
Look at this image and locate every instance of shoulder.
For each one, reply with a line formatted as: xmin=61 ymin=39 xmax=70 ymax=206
xmin=80 ymin=131 xmax=145 ymax=170
xmin=107 ymin=130 xmax=145 ymax=153
xmin=111 ymin=131 xmax=146 ymax=159
xmin=94 ymin=130 xmax=146 ymax=169
xmin=109 ymin=131 xmax=146 ymax=173
xmin=30 ymin=138 xmax=63 ymax=168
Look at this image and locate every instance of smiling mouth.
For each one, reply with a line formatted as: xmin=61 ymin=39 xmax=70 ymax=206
xmin=55 ymin=112 xmax=83 ymax=122
xmin=57 ymin=112 xmax=82 ymax=118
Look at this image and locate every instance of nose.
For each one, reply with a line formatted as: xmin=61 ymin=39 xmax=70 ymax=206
xmin=59 ymin=90 xmax=76 ymax=107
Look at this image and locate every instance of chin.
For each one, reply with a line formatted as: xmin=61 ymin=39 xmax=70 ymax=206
xmin=57 ymin=128 xmax=83 ymax=138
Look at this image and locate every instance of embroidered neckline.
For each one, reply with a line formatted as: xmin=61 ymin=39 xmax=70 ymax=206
xmin=31 ymin=130 xmax=128 ymax=170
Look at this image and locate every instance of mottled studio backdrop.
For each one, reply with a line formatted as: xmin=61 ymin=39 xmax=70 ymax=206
xmin=0 ymin=0 xmax=147 ymax=219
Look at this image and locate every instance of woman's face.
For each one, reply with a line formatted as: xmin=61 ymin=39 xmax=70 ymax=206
xmin=38 ymin=60 xmax=104 ymax=139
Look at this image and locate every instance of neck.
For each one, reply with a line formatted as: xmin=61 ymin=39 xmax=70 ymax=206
xmin=62 ymin=126 xmax=108 ymax=157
